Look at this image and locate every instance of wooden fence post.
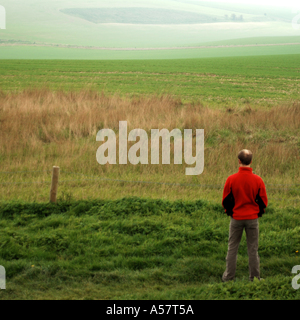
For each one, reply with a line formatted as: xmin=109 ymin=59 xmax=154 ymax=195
xmin=50 ymin=166 xmax=60 ymax=203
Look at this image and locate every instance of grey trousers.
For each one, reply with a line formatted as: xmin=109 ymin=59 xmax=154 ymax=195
xmin=222 ymin=218 xmax=260 ymax=281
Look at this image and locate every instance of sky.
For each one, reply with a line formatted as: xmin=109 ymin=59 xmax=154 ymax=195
xmin=206 ymin=0 xmax=297 ymax=8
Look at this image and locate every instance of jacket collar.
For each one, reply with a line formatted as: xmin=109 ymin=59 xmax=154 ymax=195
xmin=239 ymin=167 xmax=253 ymax=173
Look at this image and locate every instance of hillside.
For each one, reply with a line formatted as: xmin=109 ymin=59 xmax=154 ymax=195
xmin=0 ymin=0 xmax=299 ymax=59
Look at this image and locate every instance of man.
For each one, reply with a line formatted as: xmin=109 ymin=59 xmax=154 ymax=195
xmin=222 ymin=149 xmax=268 ymax=282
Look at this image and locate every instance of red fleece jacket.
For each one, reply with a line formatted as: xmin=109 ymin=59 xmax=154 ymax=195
xmin=222 ymin=167 xmax=268 ymax=220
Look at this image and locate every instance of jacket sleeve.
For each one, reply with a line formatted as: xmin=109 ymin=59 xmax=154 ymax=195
xmin=255 ymin=180 xmax=268 ymax=217
xmin=222 ymin=177 xmax=235 ymax=216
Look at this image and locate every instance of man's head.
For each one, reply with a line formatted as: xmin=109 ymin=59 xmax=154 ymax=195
xmin=238 ymin=149 xmax=253 ymax=166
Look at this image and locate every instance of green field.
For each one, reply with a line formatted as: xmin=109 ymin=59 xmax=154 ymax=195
xmin=60 ymin=7 xmax=229 ymax=24
xmin=1 ymin=42 xmax=300 ymax=60
xmin=1 ymin=54 xmax=299 ymax=105
xmin=0 ymin=198 xmax=299 ymax=300
xmin=200 ymin=36 xmax=300 ymax=46
xmin=0 ymin=52 xmax=300 ymax=300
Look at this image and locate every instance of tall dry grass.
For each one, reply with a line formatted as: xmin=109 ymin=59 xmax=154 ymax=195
xmin=0 ymin=89 xmax=299 ymax=188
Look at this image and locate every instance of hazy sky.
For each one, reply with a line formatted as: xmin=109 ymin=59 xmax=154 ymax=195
xmin=207 ymin=0 xmax=297 ymax=7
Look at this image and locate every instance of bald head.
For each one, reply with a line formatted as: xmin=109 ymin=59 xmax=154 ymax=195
xmin=238 ymin=149 xmax=253 ymax=166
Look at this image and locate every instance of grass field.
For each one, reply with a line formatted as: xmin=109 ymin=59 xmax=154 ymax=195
xmin=1 ymin=87 xmax=299 ymax=207
xmin=1 ymin=43 xmax=300 ymax=60
xmin=0 ymin=198 xmax=299 ymax=300
xmin=200 ymin=36 xmax=300 ymax=46
xmin=0 ymin=53 xmax=299 ymax=300
xmin=0 ymin=54 xmax=300 ymax=104
xmin=60 ymin=7 xmax=229 ymax=24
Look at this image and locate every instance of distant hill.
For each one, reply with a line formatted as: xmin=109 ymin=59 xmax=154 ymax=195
xmin=0 ymin=0 xmax=298 ymax=58
xmin=174 ymin=0 xmax=295 ymax=22
xmin=60 ymin=7 xmax=244 ymax=24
